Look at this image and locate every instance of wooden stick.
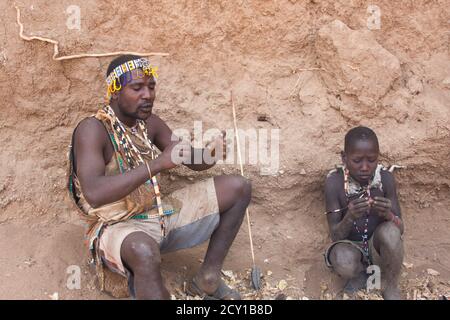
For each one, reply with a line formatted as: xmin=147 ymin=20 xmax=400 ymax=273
xmin=14 ymin=4 xmax=169 ymax=61
xmin=231 ymin=91 xmax=256 ymax=265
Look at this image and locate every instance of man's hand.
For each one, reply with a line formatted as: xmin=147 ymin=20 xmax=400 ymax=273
xmin=204 ymin=130 xmax=227 ymax=162
xmin=372 ymin=196 xmax=392 ymax=220
xmin=347 ymin=197 xmax=370 ymax=220
xmin=157 ymin=139 xmax=193 ymax=170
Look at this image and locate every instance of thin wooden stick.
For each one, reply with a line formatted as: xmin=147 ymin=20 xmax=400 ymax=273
xmin=14 ymin=4 xmax=169 ymax=61
xmin=231 ymin=91 xmax=256 ymax=265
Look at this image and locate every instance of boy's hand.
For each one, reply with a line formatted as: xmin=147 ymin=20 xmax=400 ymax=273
xmin=347 ymin=197 xmax=370 ymax=220
xmin=372 ymin=196 xmax=392 ymax=220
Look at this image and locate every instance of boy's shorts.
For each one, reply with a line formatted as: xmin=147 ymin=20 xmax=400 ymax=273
xmin=324 ymin=236 xmax=381 ymax=268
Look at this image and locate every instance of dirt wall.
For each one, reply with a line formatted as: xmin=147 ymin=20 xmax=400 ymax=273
xmin=0 ymin=0 xmax=449 ymax=299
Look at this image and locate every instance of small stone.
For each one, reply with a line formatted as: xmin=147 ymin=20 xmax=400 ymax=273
xmin=406 ymin=76 xmax=423 ymax=95
xmin=300 ymin=169 xmax=307 ymax=175
xmin=264 ymin=259 xmax=270 ymax=264
xmin=221 ymin=270 xmax=235 ymax=280
xmin=427 ymin=268 xmax=440 ymax=276
xmin=267 ymin=270 xmax=273 ymax=276
xmin=49 ymin=292 xmax=59 ymax=300
xmin=301 ymin=296 xmax=309 ymax=300
xmin=442 ymin=77 xmax=450 ymax=89
xmin=403 ymin=262 xmax=414 ymax=269
xmin=278 ymin=280 xmax=288 ymax=291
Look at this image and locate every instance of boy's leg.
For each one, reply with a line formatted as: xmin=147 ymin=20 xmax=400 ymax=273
xmin=372 ymin=221 xmax=404 ymax=300
xmin=328 ymin=243 xmax=367 ymax=293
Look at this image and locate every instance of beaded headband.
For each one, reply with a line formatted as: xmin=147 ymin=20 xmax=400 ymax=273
xmin=106 ymin=57 xmax=158 ymax=98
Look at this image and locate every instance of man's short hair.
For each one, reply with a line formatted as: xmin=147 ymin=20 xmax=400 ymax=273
xmin=344 ymin=126 xmax=379 ymax=152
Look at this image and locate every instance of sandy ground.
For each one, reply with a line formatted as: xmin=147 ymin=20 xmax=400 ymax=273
xmin=0 ymin=197 xmax=448 ymax=300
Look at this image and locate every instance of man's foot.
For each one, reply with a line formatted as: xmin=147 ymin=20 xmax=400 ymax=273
xmin=382 ymin=285 xmax=402 ymax=300
xmin=187 ymin=273 xmax=241 ymax=300
xmin=343 ymin=271 xmax=368 ymax=294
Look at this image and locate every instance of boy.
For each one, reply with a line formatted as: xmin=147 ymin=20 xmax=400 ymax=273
xmin=324 ymin=126 xmax=404 ymax=300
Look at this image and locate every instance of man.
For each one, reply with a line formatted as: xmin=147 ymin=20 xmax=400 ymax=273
xmin=324 ymin=126 xmax=404 ymax=300
xmin=68 ymin=55 xmax=251 ymax=300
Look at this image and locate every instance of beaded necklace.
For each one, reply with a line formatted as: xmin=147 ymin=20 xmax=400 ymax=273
xmin=344 ymin=168 xmax=371 ymax=256
xmin=104 ymin=105 xmax=167 ymax=236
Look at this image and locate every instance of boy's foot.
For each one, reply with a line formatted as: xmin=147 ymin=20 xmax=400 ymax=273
xmin=344 ymin=271 xmax=368 ymax=294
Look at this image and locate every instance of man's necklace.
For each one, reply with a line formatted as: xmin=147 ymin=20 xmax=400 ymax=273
xmin=104 ymin=105 xmax=166 ymax=235
xmin=126 ymin=124 xmax=151 ymax=155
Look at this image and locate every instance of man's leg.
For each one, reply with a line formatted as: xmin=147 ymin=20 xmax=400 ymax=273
xmin=120 ymin=231 xmax=170 ymax=300
xmin=328 ymin=243 xmax=367 ymax=293
xmin=193 ymin=175 xmax=252 ymax=295
xmin=372 ymin=221 xmax=404 ymax=300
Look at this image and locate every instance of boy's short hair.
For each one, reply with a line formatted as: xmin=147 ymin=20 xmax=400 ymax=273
xmin=344 ymin=126 xmax=379 ymax=152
